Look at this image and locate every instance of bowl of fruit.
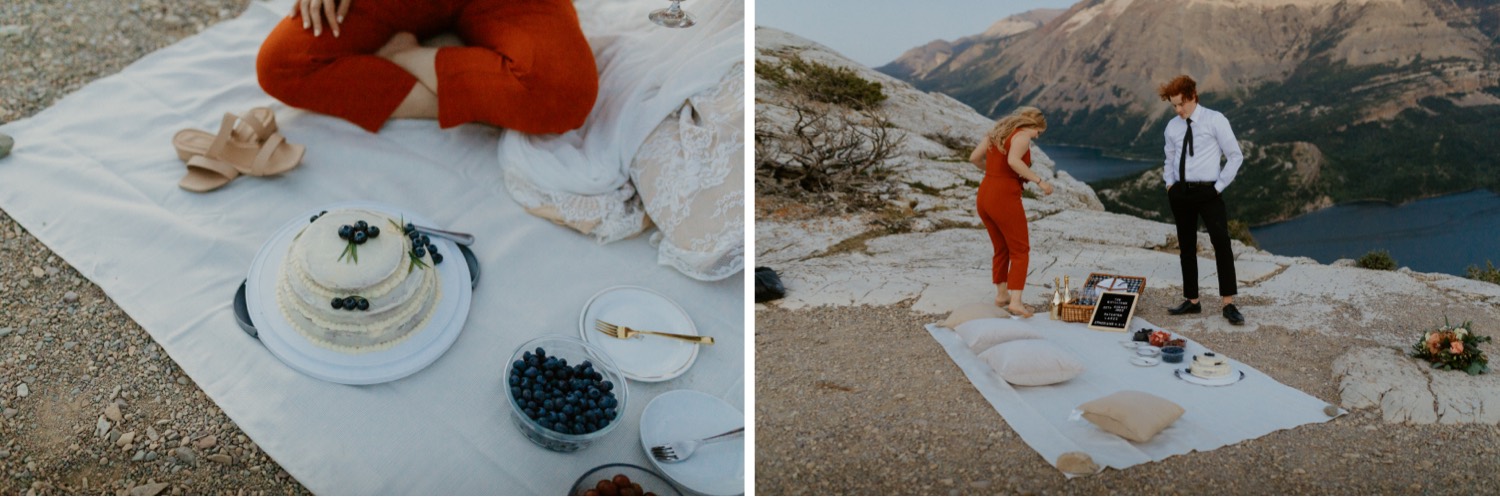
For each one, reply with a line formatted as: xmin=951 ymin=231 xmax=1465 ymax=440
xmin=505 ymin=336 xmax=628 ymax=452
xmin=569 ymin=463 xmax=681 ymax=496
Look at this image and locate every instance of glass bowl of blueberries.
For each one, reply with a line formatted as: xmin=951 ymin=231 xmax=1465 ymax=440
xmin=506 ymin=336 xmax=629 ymax=452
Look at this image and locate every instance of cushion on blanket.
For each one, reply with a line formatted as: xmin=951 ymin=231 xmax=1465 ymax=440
xmin=954 ymin=318 xmax=1041 ymax=354
xmin=940 ymin=303 xmax=1010 ymax=328
xmin=978 ymin=339 xmax=1085 ymax=386
xmin=1078 ymin=390 xmax=1185 ymax=443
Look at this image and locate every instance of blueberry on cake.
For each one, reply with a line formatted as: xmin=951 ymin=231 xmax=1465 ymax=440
xmin=277 ymin=209 xmax=442 ymax=353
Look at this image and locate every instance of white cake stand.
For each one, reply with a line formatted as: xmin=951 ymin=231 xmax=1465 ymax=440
xmin=244 ymin=201 xmax=473 ymax=385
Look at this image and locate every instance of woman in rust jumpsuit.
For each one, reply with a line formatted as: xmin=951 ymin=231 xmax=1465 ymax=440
xmin=257 ymin=0 xmax=598 ymax=134
xmin=968 ymin=107 xmax=1054 ymax=317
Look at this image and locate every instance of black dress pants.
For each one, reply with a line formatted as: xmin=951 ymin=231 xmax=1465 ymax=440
xmin=1168 ymin=183 xmax=1237 ymax=299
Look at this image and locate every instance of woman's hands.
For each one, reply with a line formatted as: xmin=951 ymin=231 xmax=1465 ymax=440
xmin=288 ymin=0 xmax=352 ymax=38
xmin=1037 ymin=180 xmax=1055 ymax=196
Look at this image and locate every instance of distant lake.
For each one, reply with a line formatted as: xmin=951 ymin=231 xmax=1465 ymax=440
xmin=1251 ymin=189 xmax=1500 ymax=276
xmin=1042 ymin=145 xmax=1157 ymax=183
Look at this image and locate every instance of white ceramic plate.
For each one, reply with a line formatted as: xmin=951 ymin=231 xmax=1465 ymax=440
xmin=1129 ymin=356 xmax=1160 ymax=367
xmin=639 ymin=390 xmax=744 ymax=496
xmin=578 ymin=286 xmax=699 ymax=382
xmin=245 ymin=201 xmax=472 ymax=385
xmin=1174 ymin=369 xmax=1247 ymax=386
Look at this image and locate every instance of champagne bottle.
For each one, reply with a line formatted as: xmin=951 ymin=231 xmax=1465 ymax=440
xmin=1049 ymin=281 xmax=1061 ymax=320
xmin=1062 ymin=275 xmax=1071 ymax=304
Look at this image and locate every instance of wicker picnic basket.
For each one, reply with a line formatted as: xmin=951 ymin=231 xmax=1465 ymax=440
xmin=1057 ymin=273 xmax=1148 ymax=323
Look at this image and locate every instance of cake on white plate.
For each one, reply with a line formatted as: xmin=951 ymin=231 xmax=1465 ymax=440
xmin=276 ymin=208 xmax=444 ymax=353
xmin=1189 ymin=352 xmax=1232 ymax=379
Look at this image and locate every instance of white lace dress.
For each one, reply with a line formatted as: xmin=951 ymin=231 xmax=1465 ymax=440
xmin=496 ymin=0 xmax=744 ymax=281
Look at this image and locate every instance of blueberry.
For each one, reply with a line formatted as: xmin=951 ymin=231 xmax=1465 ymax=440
xmin=513 ymin=359 xmax=526 ymax=371
xmin=604 ymin=407 xmax=616 ymax=419
xmin=320 ymin=210 xmax=328 ymax=216
xmin=588 ymin=388 xmax=601 ymax=399
xmin=521 ymin=389 xmax=532 ymax=400
xmin=418 ymin=235 xmax=430 ymax=246
xmin=338 ymin=226 xmax=352 ymax=239
xmin=508 ymin=376 xmax=519 ymax=386
xmin=524 ymin=367 xmax=538 ymax=378
xmin=343 ymin=296 xmax=358 ymax=310
xmin=523 ymin=408 xmax=535 ymax=418
xmin=602 ymin=397 xmax=617 ymax=409
xmin=558 ymin=358 xmax=568 ymax=368
xmin=356 ymin=297 xmax=369 ymax=310
xmin=408 ymin=230 xmax=420 ymax=241
xmin=405 ymin=222 xmax=416 ymax=234
xmin=534 ymin=347 xmax=546 ymax=358
xmin=601 ymin=380 xmax=613 ymax=392
xmin=509 ymin=386 xmax=520 ymax=398
xmin=431 ymin=253 xmax=444 ymax=264
xmin=355 ymin=220 xmax=368 ymax=231
xmin=413 ymin=246 xmax=425 ymax=257
xmin=522 ymin=351 xmax=533 ymax=362
xmin=574 ymin=423 xmax=586 ymax=433
xmin=367 ymin=226 xmax=380 ymax=238
xmin=543 ymin=370 xmax=554 ymax=379
xmin=309 ymin=214 xmax=319 ymax=223
xmin=331 ymin=297 xmax=344 ymax=310
xmin=353 ymin=231 xmax=367 ymax=244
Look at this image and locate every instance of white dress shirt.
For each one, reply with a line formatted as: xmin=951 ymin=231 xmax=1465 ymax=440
xmin=1162 ymin=104 xmax=1243 ymax=192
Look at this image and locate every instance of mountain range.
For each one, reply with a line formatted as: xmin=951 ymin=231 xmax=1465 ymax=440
xmin=878 ymin=0 xmax=1500 ymax=224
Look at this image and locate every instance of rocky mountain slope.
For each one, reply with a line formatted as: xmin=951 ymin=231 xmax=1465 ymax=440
xmin=877 ymin=8 xmax=1064 ymax=81
xmin=880 ymin=0 xmax=1500 ymax=224
xmin=755 ymin=26 xmax=1500 ymax=424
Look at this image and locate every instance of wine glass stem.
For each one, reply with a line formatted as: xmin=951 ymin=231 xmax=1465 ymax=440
xmin=668 ymin=1 xmax=682 ymax=15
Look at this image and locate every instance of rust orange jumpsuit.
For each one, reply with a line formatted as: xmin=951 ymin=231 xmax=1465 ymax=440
xmin=256 ymin=0 xmax=599 ymax=134
xmin=978 ymin=130 xmax=1032 ymax=290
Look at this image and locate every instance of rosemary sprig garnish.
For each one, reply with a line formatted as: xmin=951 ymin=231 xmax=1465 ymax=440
xmin=337 ymin=239 xmax=359 ymax=263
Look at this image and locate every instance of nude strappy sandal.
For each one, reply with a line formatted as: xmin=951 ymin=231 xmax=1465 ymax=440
xmin=174 ymin=110 xmax=304 ymax=192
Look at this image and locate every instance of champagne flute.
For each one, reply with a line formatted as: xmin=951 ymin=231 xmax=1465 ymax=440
xmin=649 ymin=0 xmax=695 ymax=28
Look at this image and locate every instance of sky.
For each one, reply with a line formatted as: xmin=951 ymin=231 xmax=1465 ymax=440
xmin=756 ymin=0 xmax=1080 ymax=67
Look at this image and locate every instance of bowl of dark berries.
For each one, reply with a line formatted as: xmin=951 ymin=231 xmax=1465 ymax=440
xmin=506 ymin=336 xmax=629 ymax=452
xmin=569 ymin=463 xmax=680 ymax=496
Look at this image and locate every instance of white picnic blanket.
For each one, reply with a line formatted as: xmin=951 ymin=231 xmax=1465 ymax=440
xmin=0 ymin=1 xmax=743 ymax=494
xmin=925 ymin=317 xmax=1339 ymax=476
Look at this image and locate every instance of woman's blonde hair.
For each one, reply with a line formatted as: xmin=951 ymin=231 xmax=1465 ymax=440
xmin=986 ymin=106 xmax=1047 ymax=149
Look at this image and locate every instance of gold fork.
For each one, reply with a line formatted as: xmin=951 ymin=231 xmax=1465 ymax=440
xmin=593 ymin=320 xmax=715 ymax=345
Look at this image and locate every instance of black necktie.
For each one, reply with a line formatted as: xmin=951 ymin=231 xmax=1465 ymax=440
xmin=1178 ymin=118 xmax=1194 ymax=182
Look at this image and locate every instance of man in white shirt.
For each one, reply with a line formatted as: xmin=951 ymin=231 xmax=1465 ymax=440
xmin=1159 ymin=75 xmax=1245 ymax=325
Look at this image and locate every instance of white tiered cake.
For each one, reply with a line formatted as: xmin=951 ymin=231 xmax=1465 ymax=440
xmin=276 ymin=209 xmax=441 ymax=353
xmin=1189 ymin=352 xmax=1232 ymax=379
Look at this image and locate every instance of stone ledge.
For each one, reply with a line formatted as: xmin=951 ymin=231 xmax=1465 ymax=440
xmin=1333 ymin=346 xmax=1500 ymax=424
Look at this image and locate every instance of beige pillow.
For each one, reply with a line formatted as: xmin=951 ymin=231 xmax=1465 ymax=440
xmin=978 ymin=339 xmax=1085 ymax=386
xmin=954 ymin=318 xmax=1041 ymax=354
xmin=1078 ymin=391 xmax=1185 ymax=443
xmin=940 ymin=303 xmax=1010 ymax=328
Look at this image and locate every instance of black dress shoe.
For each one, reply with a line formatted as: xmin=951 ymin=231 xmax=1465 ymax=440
xmin=1167 ymin=300 xmax=1202 ymax=315
xmin=1223 ymin=304 xmax=1245 ymax=325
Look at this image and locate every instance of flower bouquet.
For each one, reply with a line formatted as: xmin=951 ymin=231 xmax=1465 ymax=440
xmin=1410 ymin=319 xmax=1490 ymax=375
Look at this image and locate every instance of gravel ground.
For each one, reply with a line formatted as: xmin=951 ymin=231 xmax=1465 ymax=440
xmin=1 ymin=1 xmax=310 ymax=495
xmin=755 ymin=295 xmax=1500 ymax=495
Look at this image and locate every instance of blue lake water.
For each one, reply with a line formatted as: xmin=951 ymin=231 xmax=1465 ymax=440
xmin=1042 ymin=145 xmax=1158 ymax=183
xmin=1250 ymin=189 xmax=1500 ymax=276
xmin=1043 ymin=145 xmax=1499 ymax=277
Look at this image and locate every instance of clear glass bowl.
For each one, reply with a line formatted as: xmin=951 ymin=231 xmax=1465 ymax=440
xmin=569 ymin=463 xmax=682 ymax=496
xmin=505 ymin=336 xmax=629 ymax=452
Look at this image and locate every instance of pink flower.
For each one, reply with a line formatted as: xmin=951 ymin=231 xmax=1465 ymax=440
xmin=1451 ymin=341 xmax=1464 ymax=355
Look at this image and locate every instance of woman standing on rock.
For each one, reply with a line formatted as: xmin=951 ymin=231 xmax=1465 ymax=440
xmin=969 ymin=106 xmax=1054 ymax=317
